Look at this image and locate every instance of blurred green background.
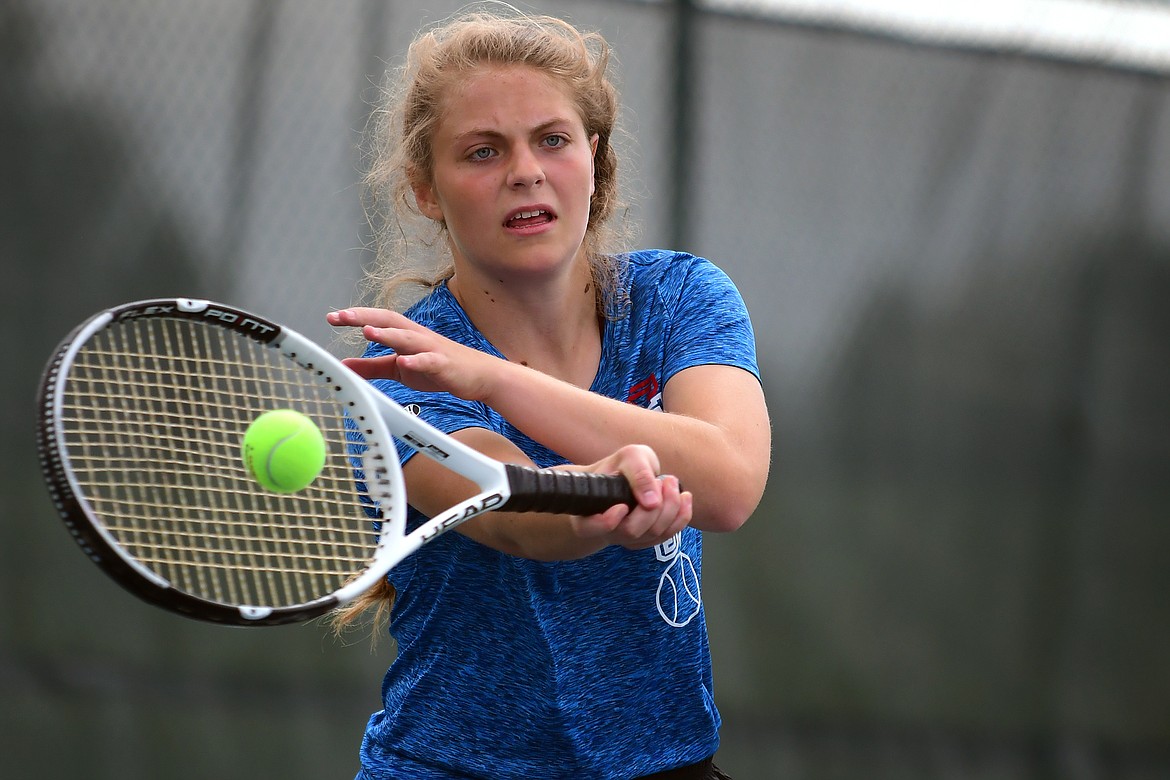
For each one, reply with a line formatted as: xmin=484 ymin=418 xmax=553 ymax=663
xmin=3 ymin=1 xmax=1169 ymax=777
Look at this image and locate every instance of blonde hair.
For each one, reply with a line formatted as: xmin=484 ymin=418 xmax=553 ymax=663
xmin=357 ymin=4 xmax=630 ymax=313
xmin=334 ymin=7 xmax=632 ymax=637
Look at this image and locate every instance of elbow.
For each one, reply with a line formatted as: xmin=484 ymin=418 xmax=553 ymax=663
xmin=694 ymin=473 xmax=767 ymax=533
xmin=702 ymin=516 xmax=745 ymax=534
xmin=701 ymin=500 xmax=756 ymax=533
xmin=681 ymin=427 xmax=772 ymax=533
xmin=695 ymin=425 xmax=772 ymax=533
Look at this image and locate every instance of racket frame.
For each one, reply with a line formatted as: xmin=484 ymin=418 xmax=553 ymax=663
xmin=38 ymin=298 xmax=632 ymax=626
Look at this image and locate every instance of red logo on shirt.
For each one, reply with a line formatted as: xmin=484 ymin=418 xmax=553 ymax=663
xmin=627 ymin=375 xmax=663 ymax=411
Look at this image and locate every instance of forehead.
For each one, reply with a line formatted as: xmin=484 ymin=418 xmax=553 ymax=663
xmin=436 ymin=64 xmax=584 ymax=134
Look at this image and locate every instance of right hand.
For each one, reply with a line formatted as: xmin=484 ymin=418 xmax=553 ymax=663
xmin=567 ymin=445 xmax=693 ymax=550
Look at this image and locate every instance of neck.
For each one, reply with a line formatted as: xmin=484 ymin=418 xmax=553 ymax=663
xmin=448 ymin=261 xmax=602 ymax=386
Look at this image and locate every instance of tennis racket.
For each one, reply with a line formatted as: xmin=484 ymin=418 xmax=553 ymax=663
xmin=36 ymin=298 xmax=636 ymax=626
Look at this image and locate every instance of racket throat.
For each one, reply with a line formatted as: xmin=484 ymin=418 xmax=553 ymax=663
xmin=418 ymin=491 xmax=506 ymax=543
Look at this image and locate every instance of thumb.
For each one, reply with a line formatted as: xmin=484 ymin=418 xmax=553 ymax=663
xmin=610 ymin=444 xmax=662 ymax=509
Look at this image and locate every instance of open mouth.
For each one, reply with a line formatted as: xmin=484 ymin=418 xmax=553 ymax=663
xmin=505 ymin=208 xmax=555 ymax=229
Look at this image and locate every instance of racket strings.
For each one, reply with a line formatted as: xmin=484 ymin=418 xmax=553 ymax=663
xmin=58 ymin=317 xmax=381 ymax=610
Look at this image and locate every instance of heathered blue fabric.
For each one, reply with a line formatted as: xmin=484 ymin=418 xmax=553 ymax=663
xmin=355 ymin=250 xmax=759 ymax=779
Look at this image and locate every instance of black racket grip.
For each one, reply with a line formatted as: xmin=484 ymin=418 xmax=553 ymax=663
xmin=503 ymin=464 xmax=637 ymax=515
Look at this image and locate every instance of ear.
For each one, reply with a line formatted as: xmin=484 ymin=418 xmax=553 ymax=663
xmin=409 ymin=165 xmax=444 ymax=222
xmin=412 ymin=180 xmax=444 ymax=222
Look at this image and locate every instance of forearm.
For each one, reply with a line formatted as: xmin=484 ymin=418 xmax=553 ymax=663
xmin=470 ymin=509 xmax=607 ymax=561
xmin=405 ymin=432 xmax=690 ymax=561
xmin=479 ymin=360 xmax=770 ymax=532
xmin=328 ymin=308 xmax=770 ymax=531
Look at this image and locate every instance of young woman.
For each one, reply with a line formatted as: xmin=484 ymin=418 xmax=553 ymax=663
xmin=327 ymin=8 xmax=771 ymax=779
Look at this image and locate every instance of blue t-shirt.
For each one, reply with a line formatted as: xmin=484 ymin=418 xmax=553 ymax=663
xmin=356 ymin=250 xmax=759 ymax=779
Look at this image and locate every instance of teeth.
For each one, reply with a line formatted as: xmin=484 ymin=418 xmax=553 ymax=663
xmin=515 ymin=210 xmax=546 ymax=219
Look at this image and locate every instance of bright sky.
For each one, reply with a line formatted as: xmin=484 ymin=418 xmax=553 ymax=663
xmin=701 ymin=0 xmax=1170 ymax=73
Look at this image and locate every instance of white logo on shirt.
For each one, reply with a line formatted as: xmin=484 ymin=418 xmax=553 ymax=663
xmin=655 ymin=532 xmax=701 ymax=627
xmin=629 ymin=376 xmax=694 ymax=625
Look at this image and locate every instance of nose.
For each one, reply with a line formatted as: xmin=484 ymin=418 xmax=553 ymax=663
xmin=507 ymin=146 xmax=544 ymax=188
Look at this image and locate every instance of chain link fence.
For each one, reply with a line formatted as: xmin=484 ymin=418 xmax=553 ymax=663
xmin=4 ymin=1 xmax=1169 ymax=777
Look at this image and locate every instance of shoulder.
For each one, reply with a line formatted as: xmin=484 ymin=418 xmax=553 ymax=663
xmin=625 ymin=249 xmax=733 ymax=286
xmin=622 ymin=249 xmax=743 ymax=311
xmin=625 ymin=248 xmax=696 ymax=276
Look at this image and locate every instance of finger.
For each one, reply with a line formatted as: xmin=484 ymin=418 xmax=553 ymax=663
xmin=570 ymin=504 xmax=629 ymax=539
xmin=647 ymin=475 xmax=683 ymax=534
xmin=610 ymin=504 xmax=657 ymax=545
xmin=340 ymin=354 xmax=401 ymax=380
xmin=394 ymin=351 xmax=449 ymax=376
xmin=362 ymin=325 xmax=452 ymax=361
xmin=362 ymin=324 xmax=415 ymax=349
xmin=657 ymin=482 xmax=692 ymax=539
xmin=328 ymin=307 xmax=413 ymax=329
xmin=613 ymin=446 xmax=663 ymax=509
xmin=610 ymin=479 xmax=679 ymax=544
xmin=623 ymin=483 xmax=692 ymax=550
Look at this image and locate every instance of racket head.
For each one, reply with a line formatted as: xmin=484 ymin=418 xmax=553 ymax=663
xmin=36 ymin=298 xmax=406 ymax=626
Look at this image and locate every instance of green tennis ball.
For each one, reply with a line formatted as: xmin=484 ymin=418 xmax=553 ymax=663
xmin=242 ymin=410 xmax=327 ymax=493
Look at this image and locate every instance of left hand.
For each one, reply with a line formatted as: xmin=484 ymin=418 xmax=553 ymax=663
xmin=328 ymin=307 xmax=501 ymax=400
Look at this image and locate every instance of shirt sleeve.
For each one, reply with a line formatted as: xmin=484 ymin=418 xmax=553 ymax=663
xmin=369 ymin=378 xmax=492 ymax=468
xmin=661 ymin=255 xmax=760 ymax=384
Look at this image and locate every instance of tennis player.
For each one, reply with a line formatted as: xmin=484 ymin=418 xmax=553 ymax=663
xmin=328 ymin=7 xmax=771 ymax=779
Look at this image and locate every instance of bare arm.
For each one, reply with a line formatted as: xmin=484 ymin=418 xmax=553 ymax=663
xmin=469 ymin=361 xmax=769 ymax=531
xmin=328 ymin=308 xmax=771 ymax=533
xmin=400 ymin=428 xmax=691 ymax=560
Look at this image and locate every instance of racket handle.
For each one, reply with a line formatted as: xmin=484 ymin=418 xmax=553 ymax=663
xmin=503 ymin=464 xmax=637 ymax=515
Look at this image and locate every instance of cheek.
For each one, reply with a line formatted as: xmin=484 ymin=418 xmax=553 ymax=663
xmin=576 ymin=158 xmax=597 ymax=213
xmin=427 ymin=177 xmax=476 ymax=226
xmin=441 ymin=173 xmax=492 ymax=210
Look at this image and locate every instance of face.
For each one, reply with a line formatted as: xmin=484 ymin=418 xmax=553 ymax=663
xmin=413 ymin=64 xmax=599 ymax=286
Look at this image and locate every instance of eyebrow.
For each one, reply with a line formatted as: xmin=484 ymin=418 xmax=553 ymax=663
xmin=452 ymin=117 xmax=577 ymax=144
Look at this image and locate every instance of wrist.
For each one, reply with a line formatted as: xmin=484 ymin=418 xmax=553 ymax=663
xmin=474 ymin=355 xmax=528 ymax=407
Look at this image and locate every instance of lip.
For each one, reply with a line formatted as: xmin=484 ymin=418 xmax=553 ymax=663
xmin=503 ymin=203 xmax=557 ymax=228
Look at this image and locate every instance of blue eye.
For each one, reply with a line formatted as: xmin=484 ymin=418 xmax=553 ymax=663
xmin=543 ymin=135 xmax=567 ymax=149
xmin=470 ymin=147 xmax=495 ymax=161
